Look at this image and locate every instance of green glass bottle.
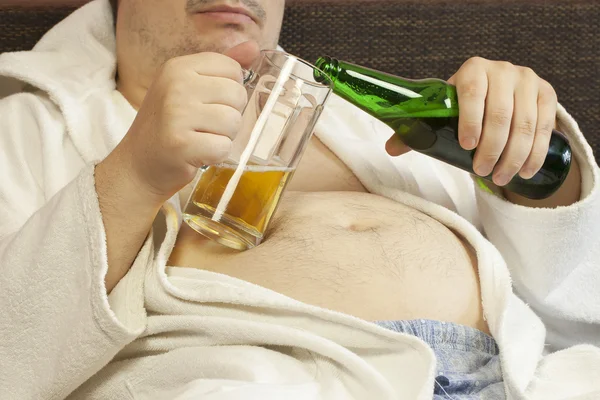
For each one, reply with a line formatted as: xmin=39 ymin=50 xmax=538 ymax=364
xmin=314 ymin=56 xmax=572 ymax=200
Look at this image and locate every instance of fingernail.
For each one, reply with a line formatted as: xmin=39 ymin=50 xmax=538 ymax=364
xmin=520 ymin=168 xmax=534 ymax=179
xmin=475 ymin=164 xmax=492 ymax=177
xmin=463 ymin=137 xmax=477 ymax=150
xmin=494 ymin=174 xmax=510 ymax=186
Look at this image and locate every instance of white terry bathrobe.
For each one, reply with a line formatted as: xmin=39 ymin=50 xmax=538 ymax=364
xmin=1 ymin=1 xmax=600 ymax=399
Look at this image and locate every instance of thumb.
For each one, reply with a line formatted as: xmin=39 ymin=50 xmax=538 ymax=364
xmin=224 ymin=41 xmax=261 ymax=70
xmin=385 ymin=135 xmax=411 ymax=157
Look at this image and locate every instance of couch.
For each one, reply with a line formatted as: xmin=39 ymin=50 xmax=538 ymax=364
xmin=1 ymin=0 xmax=598 ymax=162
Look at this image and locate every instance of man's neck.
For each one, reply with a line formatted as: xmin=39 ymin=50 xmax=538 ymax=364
xmin=115 ymin=57 xmax=155 ymax=111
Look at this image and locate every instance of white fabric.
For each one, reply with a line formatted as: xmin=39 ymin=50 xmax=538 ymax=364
xmin=1 ymin=1 xmax=599 ymax=399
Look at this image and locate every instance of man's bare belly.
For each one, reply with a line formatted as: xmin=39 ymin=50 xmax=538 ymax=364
xmin=169 ymin=137 xmax=488 ymax=333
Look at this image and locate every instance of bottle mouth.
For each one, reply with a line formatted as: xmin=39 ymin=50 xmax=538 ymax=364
xmin=314 ymin=56 xmax=340 ymax=83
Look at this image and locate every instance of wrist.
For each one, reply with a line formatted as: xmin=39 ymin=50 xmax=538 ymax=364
xmin=95 ymin=150 xmax=164 ymax=221
xmin=95 ymin=151 xmax=164 ymax=293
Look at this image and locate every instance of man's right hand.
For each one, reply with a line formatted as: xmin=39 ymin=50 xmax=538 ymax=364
xmin=95 ymin=41 xmax=260 ymax=292
xmin=111 ymin=41 xmax=259 ymax=206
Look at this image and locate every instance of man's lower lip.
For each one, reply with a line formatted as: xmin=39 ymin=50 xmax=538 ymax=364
xmin=196 ymin=11 xmax=254 ymax=24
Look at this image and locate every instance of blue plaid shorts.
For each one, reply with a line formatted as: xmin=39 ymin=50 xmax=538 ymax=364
xmin=376 ymin=319 xmax=505 ymax=399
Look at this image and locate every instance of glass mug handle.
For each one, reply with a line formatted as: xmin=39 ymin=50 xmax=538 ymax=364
xmin=242 ymin=68 xmax=255 ymax=85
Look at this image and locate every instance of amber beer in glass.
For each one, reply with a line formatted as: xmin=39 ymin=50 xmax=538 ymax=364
xmin=183 ymin=51 xmax=332 ymax=250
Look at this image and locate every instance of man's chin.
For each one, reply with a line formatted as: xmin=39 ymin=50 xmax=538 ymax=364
xmin=196 ymin=31 xmax=260 ymax=54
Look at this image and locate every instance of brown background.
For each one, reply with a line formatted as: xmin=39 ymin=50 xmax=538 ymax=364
xmin=0 ymin=0 xmax=598 ymax=161
xmin=0 ymin=0 xmax=594 ymax=5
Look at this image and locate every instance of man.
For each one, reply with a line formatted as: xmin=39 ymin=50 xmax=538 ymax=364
xmin=0 ymin=0 xmax=599 ymax=398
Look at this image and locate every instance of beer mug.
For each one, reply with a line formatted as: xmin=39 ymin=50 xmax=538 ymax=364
xmin=183 ymin=50 xmax=333 ymax=250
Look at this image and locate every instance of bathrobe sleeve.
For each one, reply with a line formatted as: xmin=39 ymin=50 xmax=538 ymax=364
xmin=474 ymin=104 xmax=600 ymax=352
xmin=0 ymin=93 xmax=149 ymax=399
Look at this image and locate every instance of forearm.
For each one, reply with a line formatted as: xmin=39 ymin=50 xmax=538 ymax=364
xmin=95 ymin=150 xmax=163 ymax=293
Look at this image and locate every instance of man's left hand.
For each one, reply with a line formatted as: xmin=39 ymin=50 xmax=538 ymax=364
xmin=386 ymin=57 xmax=558 ymax=187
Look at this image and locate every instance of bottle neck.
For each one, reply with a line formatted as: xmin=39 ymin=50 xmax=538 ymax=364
xmin=316 ymin=57 xmax=424 ymax=88
xmin=315 ymin=56 xmax=342 ymax=83
xmin=315 ymin=56 xmax=459 ymax=120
